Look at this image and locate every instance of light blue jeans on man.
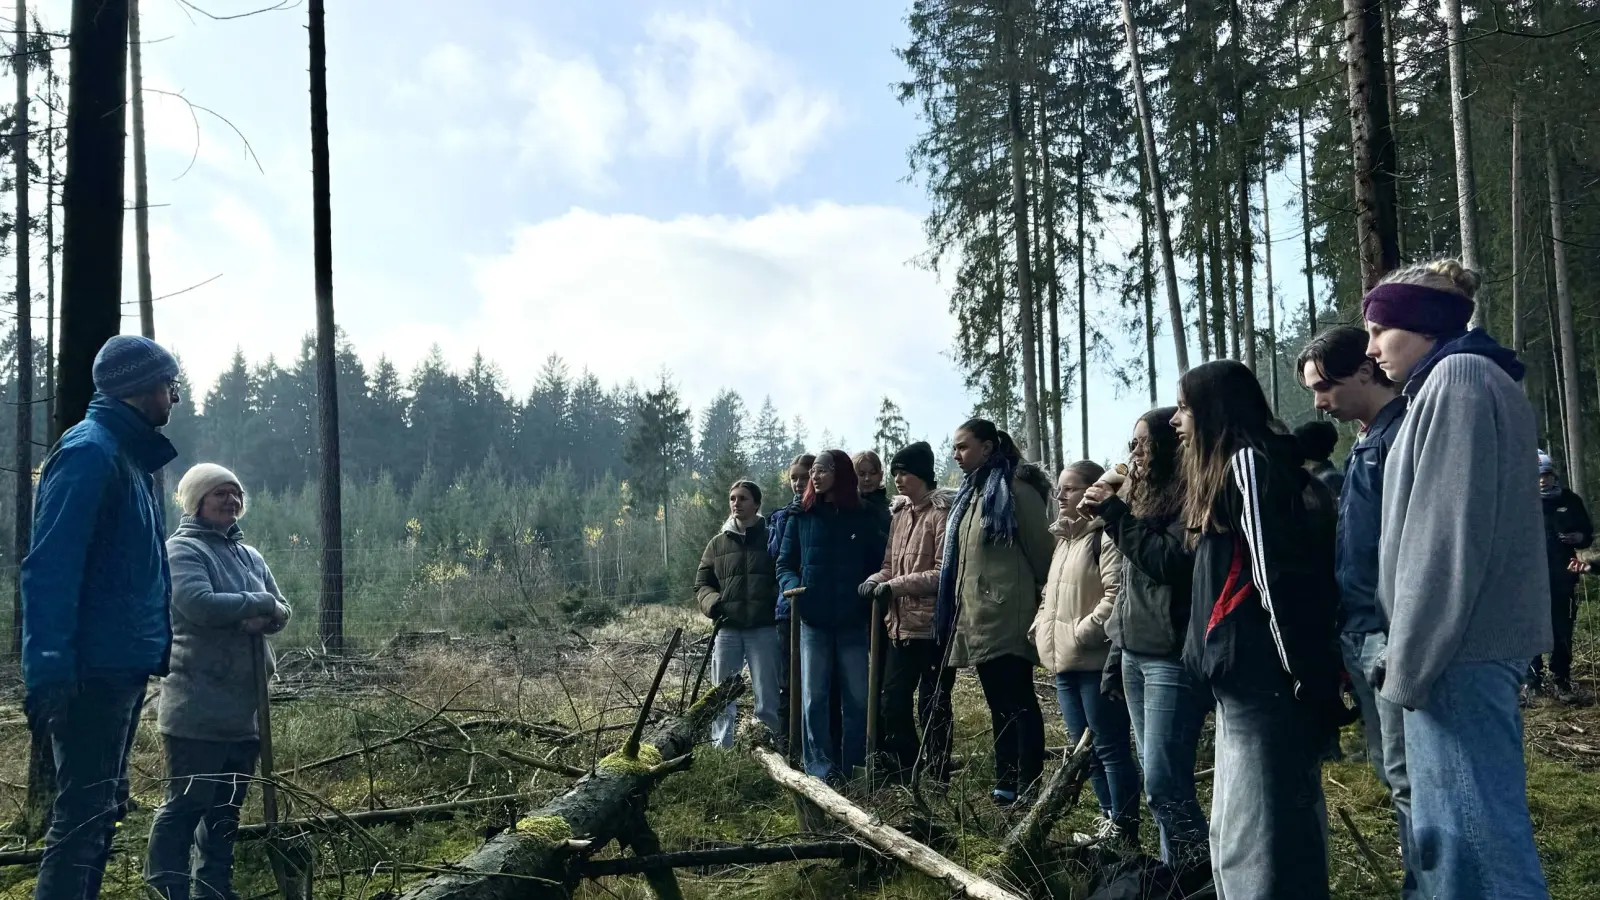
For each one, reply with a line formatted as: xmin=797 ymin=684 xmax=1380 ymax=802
xmin=710 ymin=626 xmax=783 ymax=748
xmin=1341 ymin=630 xmax=1415 ymax=896
xmin=799 ymin=621 xmax=869 ymax=781
xmin=1122 ymin=650 xmax=1210 ymax=872
xmin=1403 ymin=660 xmax=1548 ymax=900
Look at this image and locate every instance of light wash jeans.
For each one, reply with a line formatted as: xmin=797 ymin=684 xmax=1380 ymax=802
xmin=1403 ymin=660 xmax=1548 ymax=900
xmin=1122 ymin=650 xmax=1210 ymax=871
xmin=1054 ymin=670 xmax=1141 ymax=840
xmin=1341 ymin=630 xmax=1416 ymax=897
xmin=709 ymin=625 xmax=783 ymax=747
xmin=1211 ymin=684 xmax=1331 ymax=900
xmin=799 ymin=622 xmax=869 ymax=781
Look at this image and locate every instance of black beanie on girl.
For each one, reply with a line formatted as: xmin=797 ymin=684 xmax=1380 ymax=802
xmin=890 ymin=441 xmax=938 ymax=489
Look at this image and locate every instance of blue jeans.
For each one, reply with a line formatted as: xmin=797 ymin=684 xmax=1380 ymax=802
xmin=1122 ymin=650 xmax=1209 ymax=871
xmin=710 ymin=626 xmax=783 ymax=747
xmin=1054 ymin=670 xmax=1140 ymax=839
xmin=33 ymin=676 xmax=148 ymax=900
xmin=799 ymin=622 xmax=868 ymax=780
xmin=1341 ymin=630 xmax=1415 ymax=896
xmin=145 ymin=736 xmax=260 ymax=900
xmin=1211 ymin=684 xmax=1330 ymax=900
xmin=1404 ymin=660 xmax=1548 ymax=899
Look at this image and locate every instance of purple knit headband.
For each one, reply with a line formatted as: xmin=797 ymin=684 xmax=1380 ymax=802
xmin=1361 ymin=282 xmax=1474 ymax=335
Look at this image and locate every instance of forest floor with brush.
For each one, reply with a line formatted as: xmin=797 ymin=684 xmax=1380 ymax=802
xmin=3 ymin=601 xmax=1600 ymax=900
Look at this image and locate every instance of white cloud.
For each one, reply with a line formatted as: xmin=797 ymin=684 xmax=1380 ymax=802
xmin=509 ymin=45 xmax=628 ymax=190
xmin=447 ymin=203 xmax=966 ymax=444
xmin=632 ymin=14 xmax=836 ymax=191
xmin=421 ymin=42 xmax=478 ymax=91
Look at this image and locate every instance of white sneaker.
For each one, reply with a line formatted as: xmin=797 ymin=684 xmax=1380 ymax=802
xmin=1071 ymin=815 xmax=1122 ymax=845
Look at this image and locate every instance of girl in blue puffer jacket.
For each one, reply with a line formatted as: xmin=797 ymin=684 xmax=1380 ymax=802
xmin=777 ymin=449 xmax=888 ymax=781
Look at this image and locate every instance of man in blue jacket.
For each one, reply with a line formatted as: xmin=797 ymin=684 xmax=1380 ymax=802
xmin=23 ymin=335 xmax=181 ymax=900
xmin=1298 ymin=326 xmax=1414 ymax=898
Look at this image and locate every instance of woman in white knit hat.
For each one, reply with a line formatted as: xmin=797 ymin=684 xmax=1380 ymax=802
xmin=145 ymin=464 xmax=290 ymax=900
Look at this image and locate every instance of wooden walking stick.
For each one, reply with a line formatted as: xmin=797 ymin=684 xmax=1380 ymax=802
xmin=865 ymin=586 xmax=888 ymax=787
xmin=253 ymin=635 xmax=314 ymax=900
xmin=783 ymin=588 xmax=806 ymax=764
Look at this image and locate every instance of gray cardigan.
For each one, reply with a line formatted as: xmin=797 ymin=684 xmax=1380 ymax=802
xmin=157 ymin=517 xmax=290 ymax=742
xmin=1377 ymin=352 xmax=1551 ymax=710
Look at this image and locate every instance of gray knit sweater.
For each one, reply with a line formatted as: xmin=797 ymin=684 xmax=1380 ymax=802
xmin=1377 ymin=352 xmax=1551 ymax=710
xmin=157 ymin=517 xmax=289 ymax=742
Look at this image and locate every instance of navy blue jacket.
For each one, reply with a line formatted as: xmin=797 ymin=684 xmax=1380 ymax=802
xmin=775 ymin=500 xmax=887 ymax=633
xmin=22 ymin=395 xmax=178 ymax=690
xmin=1336 ymin=396 xmax=1406 ymax=634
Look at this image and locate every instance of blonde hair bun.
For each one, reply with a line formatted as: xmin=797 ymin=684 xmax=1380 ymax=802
xmin=1378 ymin=256 xmax=1480 ymax=300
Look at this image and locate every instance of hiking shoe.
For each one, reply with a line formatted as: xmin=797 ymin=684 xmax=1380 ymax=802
xmin=991 ymin=788 xmax=1019 ymax=807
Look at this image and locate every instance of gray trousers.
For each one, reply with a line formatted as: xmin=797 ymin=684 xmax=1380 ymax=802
xmin=145 ymin=735 xmax=259 ymax=900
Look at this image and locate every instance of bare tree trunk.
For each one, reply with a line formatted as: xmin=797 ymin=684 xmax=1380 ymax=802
xmin=44 ymin=53 xmax=54 ymax=424
xmin=54 ymin=0 xmax=128 ymax=439
xmin=1237 ymin=160 xmax=1257 ymax=375
xmin=1296 ymin=31 xmax=1318 ymax=334
xmin=1224 ymin=194 xmax=1239 ymax=361
xmin=129 ymin=0 xmax=153 ymax=340
xmin=1383 ymin=0 xmax=1404 ymax=259
xmin=1442 ymin=0 xmax=1483 ymax=323
xmin=1190 ymin=121 xmax=1211 ymax=362
xmin=1546 ymin=125 xmax=1584 ymax=496
xmin=1262 ymin=166 xmax=1278 ymax=413
xmin=33 ymin=0 xmax=131 ymax=839
xmin=12 ymin=0 xmax=32 ymax=662
xmin=1119 ymin=0 xmax=1189 ymax=373
xmin=308 ymin=0 xmax=345 ymax=652
xmin=1141 ymin=167 xmax=1157 ymax=406
xmin=1344 ymin=0 xmax=1400 ymax=291
xmin=991 ymin=212 xmax=1010 ymax=432
xmin=1075 ymin=146 xmax=1088 ymax=460
xmin=1207 ymin=181 xmax=1226 ymax=358
xmin=1005 ymin=13 xmax=1040 ymax=463
xmin=1228 ymin=0 xmax=1255 ymax=374
xmin=1039 ymin=90 xmax=1065 ymax=473
xmin=1543 ymin=239 xmax=1569 ymax=465
xmin=1511 ymin=95 xmax=1524 ymax=358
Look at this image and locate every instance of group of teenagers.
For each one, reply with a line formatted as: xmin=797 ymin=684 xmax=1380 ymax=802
xmin=691 ymin=257 xmax=1566 ymax=900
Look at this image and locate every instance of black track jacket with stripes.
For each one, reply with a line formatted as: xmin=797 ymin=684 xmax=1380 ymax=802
xmin=1183 ymin=436 xmax=1343 ymax=717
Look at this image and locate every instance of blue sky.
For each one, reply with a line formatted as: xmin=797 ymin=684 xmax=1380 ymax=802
xmin=38 ymin=0 xmax=1318 ymax=466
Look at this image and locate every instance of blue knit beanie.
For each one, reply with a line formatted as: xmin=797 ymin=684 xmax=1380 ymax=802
xmin=93 ymin=335 xmax=179 ymax=400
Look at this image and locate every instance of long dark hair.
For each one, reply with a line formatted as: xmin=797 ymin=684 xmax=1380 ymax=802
xmin=1179 ymin=361 xmax=1276 ymax=533
xmin=1130 ymin=406 xmax=1184 ymax=521
xmin=802 ymin=449 xmax=861 ymax=511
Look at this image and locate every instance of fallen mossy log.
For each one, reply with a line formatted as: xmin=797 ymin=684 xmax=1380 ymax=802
xmin=395 ymin=667 xmax=742 ymax=899
xmin=751 ymin=747 xmax=1026 ymax=900
xmin=581 ymin=840 xmax=865 ymax=877
xmin=994 ymin=729 xmax=1095 ymax=884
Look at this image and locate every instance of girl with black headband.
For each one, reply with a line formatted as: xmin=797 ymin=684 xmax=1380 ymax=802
xmin=1364 ymin=258 xmax=1551 ymax=899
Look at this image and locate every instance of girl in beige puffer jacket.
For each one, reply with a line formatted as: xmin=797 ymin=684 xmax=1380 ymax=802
xmin=1033 ymin=461 xmax=1141 ymax=846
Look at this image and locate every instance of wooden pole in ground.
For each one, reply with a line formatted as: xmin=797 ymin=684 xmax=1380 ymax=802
xmin=865 ymin=590 xmax=887 ymax=786
xmin=784 ymin=588 xmax=805 ymax=763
